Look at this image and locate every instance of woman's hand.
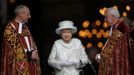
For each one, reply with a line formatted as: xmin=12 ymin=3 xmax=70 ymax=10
xmin=60 ymin=59 xmax=75 ymax=67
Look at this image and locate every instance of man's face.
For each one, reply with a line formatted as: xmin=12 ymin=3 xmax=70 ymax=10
xmin=105 ymin=11 xmax=114 ymax=26
xmin=19 ymin=7 xmax=31 ymax=23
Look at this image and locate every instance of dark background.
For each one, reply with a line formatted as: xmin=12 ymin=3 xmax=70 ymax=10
xmin=0 ymin=0 xmax=134 ymax=75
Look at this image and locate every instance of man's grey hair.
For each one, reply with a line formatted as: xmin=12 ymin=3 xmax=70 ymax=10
xmin=106 ymin=7 xmax=120 ymax=18
xmin=14 ymin=5 xmax=27 ymax=16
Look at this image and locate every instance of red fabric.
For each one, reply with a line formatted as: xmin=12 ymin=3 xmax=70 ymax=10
xmin=1 ymin=38 xmax=15 ymax=75
xmin=130 ymin=41 xmax=134 ymax=75
xmin=129 ymin=26 xmax=134 ymax=75
xmin=0 ymin=20 xmax=40 ymax=75
xmin=99 ymin=34 xmax=131 ymax=75
xmin=112 ymin=35 xmax=130 ymax=75
xmin=117 ymin=21 xmax=129 ymax=33
xmin=29 ymin=62 xmax=36 ymax=75
xmin=98 ymin=21 xmax=131 ymax=75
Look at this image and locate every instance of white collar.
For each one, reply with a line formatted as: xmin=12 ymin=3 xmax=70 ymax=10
xmin=18 ymin=23 xmax=23 ymax=34
xmin=57 ymin=39 xmax=73 ymax=49
xmin=15 ymin=20 xmax=24 ymax=34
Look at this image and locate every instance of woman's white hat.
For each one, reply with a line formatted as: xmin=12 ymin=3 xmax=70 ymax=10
xmin=56 ymin=20 xmax=77 ymax=35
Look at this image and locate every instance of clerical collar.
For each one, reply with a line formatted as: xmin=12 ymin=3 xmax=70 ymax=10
xmin=109 ymin=23 xmax=118 ymax=37
xmin=15 ymin=20 xmax=24 ymax=34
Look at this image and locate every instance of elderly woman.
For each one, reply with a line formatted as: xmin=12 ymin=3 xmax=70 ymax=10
xmin=48 ymin=20 xmax=88 ymax=75
xmin=96 ymin=7 xmax=131 ymax=75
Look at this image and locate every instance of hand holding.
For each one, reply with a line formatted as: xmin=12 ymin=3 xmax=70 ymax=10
xmin=60 ymin=59 xmax=73 ymax=67
xmin=31 ymin=50 xmax=39 ymax=60
xmin=70 ymin=58 xmax=79 ymax=65
xmin=95 ymin=53 xmax=101 ymax=63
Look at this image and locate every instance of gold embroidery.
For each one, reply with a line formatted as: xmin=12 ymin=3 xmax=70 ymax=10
xmin=5 ymin=24 xmax=30 ymax=75
xmin=101 ymin=30 xmax=123 ymax=59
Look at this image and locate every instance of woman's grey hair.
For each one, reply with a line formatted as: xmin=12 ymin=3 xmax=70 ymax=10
xmin=106 ymin=7 xmax=120 ymax=18
xmin=14 ymin=5 xmax=27 ymax=16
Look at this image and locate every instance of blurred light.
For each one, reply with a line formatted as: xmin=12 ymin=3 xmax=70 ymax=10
xmin=95 ymin=20 xmax=101 ymax=26
xmin=99 ymin=7 xmax=107 ymax=16
xmin=123 ymin=12 xmax=127 ymax=17
xmin=79 ymin=30 xmax=87 ymax=38
xmin=103 ymin=30 xmax=109 ymax=38
xmin=9 ymin=0 xmax=16 ymax=4
xmin=87 ymin=43 xmax=93 ymax=48
xmin=113 ymin=6 xmax=118 ymax=9
xmin=82 ymin=20 xmax=90 ymax=28
xmin=126 ymin=5 xmax=131 ymax=11
xmin=84 ymin=29 xmax=89 ymax=34
xmin=98 ymin=42 xmax=103 ymax=48
xmin=91 ymin=29 xmax=97 ymax=35
xmin=87 ymin=32 xmax=93 ymax=38
xmin=96 ymin=33 xmax=102 ymax=38
xmin=103 ymin=22 xmax=108 ymax=28
xmin=99 ymin=29 xmax=104 ymax=34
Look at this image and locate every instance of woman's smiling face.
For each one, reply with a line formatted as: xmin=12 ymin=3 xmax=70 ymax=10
xmin=61 ymin=29 xmax=72 ymax=43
